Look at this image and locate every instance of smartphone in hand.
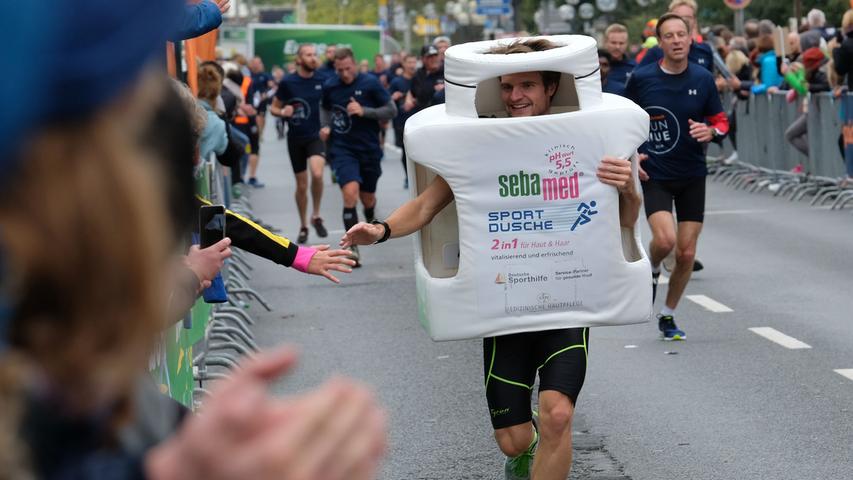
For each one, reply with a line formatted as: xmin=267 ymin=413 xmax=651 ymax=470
xmin=199 ymin=204 xmax=226 ymax=248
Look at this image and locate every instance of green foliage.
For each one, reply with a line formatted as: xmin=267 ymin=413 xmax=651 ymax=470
xmin=304 ymin=0 xmax=379 ymax=25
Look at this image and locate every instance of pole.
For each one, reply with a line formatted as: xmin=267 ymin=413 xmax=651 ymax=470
xmin=734 ymin=8 xmax=744 ymax=35
xmin=794 ymin=0 xmax=802 ymax=28
xmin=404 ymin=10 xmax=412 ymax=53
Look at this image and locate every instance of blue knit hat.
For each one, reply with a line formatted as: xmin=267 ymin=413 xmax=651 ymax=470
xmin=0 ymin=0 xmax=182 ymax=181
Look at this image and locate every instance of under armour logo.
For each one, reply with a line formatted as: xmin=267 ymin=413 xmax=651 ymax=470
xmin=688 ymin=89 xmax=697 ymax=95
xmin=355 ymin=90 xmax=363 ymax=96
xmin=699 ymin=58 xmax=706 ymax=64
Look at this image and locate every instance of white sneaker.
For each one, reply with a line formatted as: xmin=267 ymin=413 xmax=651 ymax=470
xmin=723 ymin=151 xmax=738 ymax=165
xmin=768 ymin=183 xmax=781 ymax=193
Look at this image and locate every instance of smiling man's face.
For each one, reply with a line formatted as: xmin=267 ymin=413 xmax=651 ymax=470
xmin=499 ymin=71 xmax=557 ymax=117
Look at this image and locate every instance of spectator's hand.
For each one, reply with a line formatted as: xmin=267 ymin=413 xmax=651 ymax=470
xmin=145 ymin=347 xmax=387 ymax=480
xmin=319 ymin=127 xmax=331 ymax=142
xmin=727 ymin=76 xmax=742 ymax=91
xmin=391 ymin=91 xmax=404 ymax=101
xmin=637 ymin=153 xmax=650 ymax=181
xmin=834 ymin=86 xmax=847 ymax=98
xmin=403 ymin=93 xmax=416 ymax=112
xmin=766 ymin=86 xmax=780 ymax=94
xmin=306 ymin=245 xmax=356 ymax=283
xmin=715 ymin=76 xmax=728 ymax=92
xmin=240 ymin=104 xmax=257 ymax=116
xmin=688 ymin=119 xmax=713 ymax=143
xmin=215 ymin=0 xmax=231 ymax=14
xmin=828 ymin=37 xmax=840 ymax=52
xmin=790 ymin=62 xmax=803 ymax=73
xmin=347 ymin=97 xmax=364 ymax=117
xmin=434 ymin=82 xmax=445 ymax=92
xmin=281 ymin=105 xmax=295 ymax=118
xmin=185 ymin=238 xmax=232 ymax=290
xmin=596 ymin=156 xmax=634 ymax=193
xmin=341 ymin=222 xmax=385 ymax=248
xmin=786 ymin=88 xmax=799 ymax=103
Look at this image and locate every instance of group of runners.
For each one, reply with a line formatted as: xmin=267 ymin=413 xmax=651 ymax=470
xmin=255 ymin=1 xmax=727 ymax=478
xmin=265 ymin=41 xmax=449 ymax=266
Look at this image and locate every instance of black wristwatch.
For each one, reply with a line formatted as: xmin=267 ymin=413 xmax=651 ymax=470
xmin=371 ymin=220 xmax=391 ymax=244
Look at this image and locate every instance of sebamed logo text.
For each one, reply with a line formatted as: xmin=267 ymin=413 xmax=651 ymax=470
xmin=646 ymin=106 xmax=680 ymax=155
xmin=498 ymin=170 xmax=580 ymax=201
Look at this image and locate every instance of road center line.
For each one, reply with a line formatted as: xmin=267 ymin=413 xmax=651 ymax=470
xmin=686 ymin=294 xmax=733 ymax=312
xmin=834 ymin=369 xmax=853 ymax=381
xmin=748 ymin=327 xmax=812 ymax=349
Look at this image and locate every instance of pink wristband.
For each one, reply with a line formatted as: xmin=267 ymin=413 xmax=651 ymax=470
xmin=292 ymin=246 xmax=317 ymax=273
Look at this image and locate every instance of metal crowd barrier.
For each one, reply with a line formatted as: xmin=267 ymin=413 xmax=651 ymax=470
xmin=710 ymin=91 xmax=853 ymax=209
xmin=190 ymin=156 xmax=273 ymax=407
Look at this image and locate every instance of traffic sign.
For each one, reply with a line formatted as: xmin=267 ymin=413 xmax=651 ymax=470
xmin=476 ymin=0 xmax=511 ymax=16
xmin=596 ymin=0 xmax=617 ymax=12
xmin=724 ymin=0 xmax=751 ymax=9
xmin=578 ymin=2 xmax=594 ymax=19
xmin=413 ymin=15 xmax=441 ymax=36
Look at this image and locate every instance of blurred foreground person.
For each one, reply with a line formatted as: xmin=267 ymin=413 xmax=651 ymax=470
xmin=0 ymin=1 xmax=385 ymax=479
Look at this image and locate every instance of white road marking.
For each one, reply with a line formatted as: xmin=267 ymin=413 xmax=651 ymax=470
xmin=834 ymin=369 xmax=853 ymax=381
xmin=686 ymin=294 xmax=733 ymax=313
xmin=704 ymin=209 xmax=768 ymax=215
xmin=748 ymin=327 xmax=812 ymax=349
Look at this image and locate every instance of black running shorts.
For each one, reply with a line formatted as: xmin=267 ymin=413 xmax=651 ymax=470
xmin=483 ymin=328 xmax=588 ymax=430
xmin=641 ymin=176 xmax=707 ymax=223
xmin=233 ymin=122 xmax=260 ymax=155
xmin=287 ymin=137 xmax=325 ymax=174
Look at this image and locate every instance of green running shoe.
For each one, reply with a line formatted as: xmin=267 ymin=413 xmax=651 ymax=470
xmin=504 ymin=427 xmax=538 ymax=480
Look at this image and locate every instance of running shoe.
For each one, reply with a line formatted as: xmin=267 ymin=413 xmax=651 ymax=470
xmin=297 ymin=227 xmax=309 ymax=244
xmin=692 ymin=259 xmax=704 ymax=272
xmin=504 ymin=425 xmax=538 ymax=480
xmin=658 ymin=314 xmax=686 ymax=341
xmin=231 ymin=182 xmax=244 ymax=199
xmin=652 ymin=271 xmax=660 ymax=304
xmin=311 ymin=217 xmax=328 ymax=238
xmin=347 ymin=245 xmax=361 ymax=268
xmin=248 ymin=177 xmax=265 ymax=188
xmin=403 ymin=177 xmax=409 ymax=190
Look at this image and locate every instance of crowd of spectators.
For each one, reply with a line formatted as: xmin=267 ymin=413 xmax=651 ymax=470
xmin=600 ymin=3 xmax=853 ymax=184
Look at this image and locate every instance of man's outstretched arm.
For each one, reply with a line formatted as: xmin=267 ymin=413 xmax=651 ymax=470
xmin=341 ymin=175 xmax=454 ymax=246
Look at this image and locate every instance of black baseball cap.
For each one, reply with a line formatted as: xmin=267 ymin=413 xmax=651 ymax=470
xmin=421 ymin=45 xmax=439 ymax=57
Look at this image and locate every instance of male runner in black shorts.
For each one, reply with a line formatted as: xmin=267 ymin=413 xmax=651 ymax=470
xmin=342 ymin=39 xmax=643 ymax=480
xmin=625 ymin=13 xmax=728 ymax=340
xmin=320 ymin=47 xmax=397 ymax=267
xmin=272 ymin=43 xmax=328 ymax=244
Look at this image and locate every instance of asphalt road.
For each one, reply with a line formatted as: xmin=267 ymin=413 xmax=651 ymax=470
xmin=241 ymin=125 xmax=853 ymax=480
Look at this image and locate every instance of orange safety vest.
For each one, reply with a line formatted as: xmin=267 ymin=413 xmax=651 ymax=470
xmin=234 ymin=75 xmax=252 ymax=125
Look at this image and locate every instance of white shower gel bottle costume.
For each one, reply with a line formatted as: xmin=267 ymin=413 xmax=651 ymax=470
xmin=405 ymin=35 xmax=652 ymax=341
